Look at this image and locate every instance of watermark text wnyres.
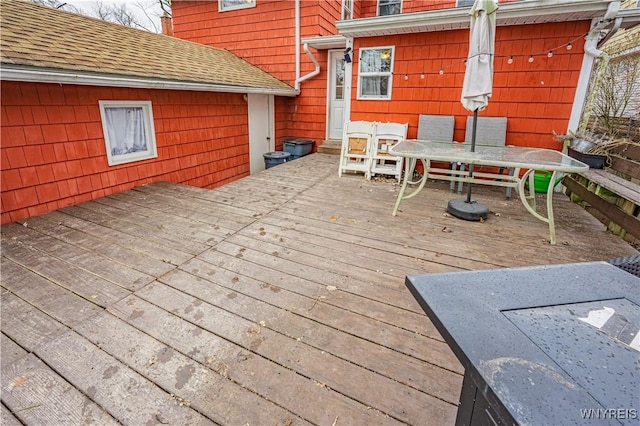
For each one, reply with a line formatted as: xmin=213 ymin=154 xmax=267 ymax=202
xmin=580 ymin=408 xmax=638 ymax=420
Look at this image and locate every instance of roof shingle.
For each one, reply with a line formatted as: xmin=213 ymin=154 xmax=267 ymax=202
xmin=0 ymin=0 xmax=295 ymax=94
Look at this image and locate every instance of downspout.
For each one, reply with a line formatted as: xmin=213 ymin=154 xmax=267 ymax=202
xmin=294 ymin=0 xmax=321 ymax=88
xmin=297 ymin=44 xmax=321 ymax=85
xmin=567 ymin=1 xmax=621 ymax=134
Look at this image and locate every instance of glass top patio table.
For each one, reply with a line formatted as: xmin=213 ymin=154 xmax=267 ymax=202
xmin=389 ymin=140 xmax=589 ymax=173
xmin=389 ymin=140 xmax=590 ymax=245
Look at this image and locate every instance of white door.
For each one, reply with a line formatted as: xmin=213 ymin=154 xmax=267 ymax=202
xmin=327 ymin=50 xmax=345 ymax=140
xmin=248 ymin=93 xmax=274 ymax=174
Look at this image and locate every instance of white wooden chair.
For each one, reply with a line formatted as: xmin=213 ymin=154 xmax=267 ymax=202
xmin=338 ymin=121 xmax=375 ymax=179
xmin=370 ymin=122 xmax=408 ymax=183
xmin=454 ymin=116 xmax=511 ymax=197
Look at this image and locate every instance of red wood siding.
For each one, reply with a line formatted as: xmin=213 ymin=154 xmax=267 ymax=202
xmin=0 ymin=81 xmax=250 ymax=224
xmin=172 ymin=1 xmax=296 ymax=84
xmin=350 ymin=21 xmax=590 ymax=149
xmin=173 ymin=0 xmax=341 ymax=146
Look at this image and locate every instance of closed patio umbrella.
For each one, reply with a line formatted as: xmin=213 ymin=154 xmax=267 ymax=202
xmin=448 ymin=0 xmax=498 ymax=221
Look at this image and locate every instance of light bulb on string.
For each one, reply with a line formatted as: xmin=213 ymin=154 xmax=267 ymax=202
xmin=528 ymin=55 xmax=534 ymax=63
xmin=420 ymin=72 xmax=425 ymax=79
xmin=404 ymin=74 xmax=408 ymax=81
xmin=507 ymin=56 xmax=513 ymax=64
xmin=566 ymin=42 xmax=572 ymax=50
xmin=439 ymin=67 xmax=444 ymax=75
xmin=547 ymin=50 xmax=553 ymax=58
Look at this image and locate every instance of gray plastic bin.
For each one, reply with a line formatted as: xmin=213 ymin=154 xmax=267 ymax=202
xmin=283 ymin=139 xmax=314 ymax=159
xmin=263 ymin=151 xmax=291 ymax=169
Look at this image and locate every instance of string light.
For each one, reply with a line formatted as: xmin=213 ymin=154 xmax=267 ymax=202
xmin=382 ymin=32 xmax=585 ymax=82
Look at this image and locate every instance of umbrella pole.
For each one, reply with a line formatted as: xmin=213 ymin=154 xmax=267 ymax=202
xmin=465 ymin=108 xmax=479 ymax=203
xmin=447 ymin=108 xmax=489 ymax=221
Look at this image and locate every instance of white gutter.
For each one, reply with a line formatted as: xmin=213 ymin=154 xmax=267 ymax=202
xmin=567 ymin=1 xmax=621 ymax=133
xmin=1 ymin=66 xmax=299 ymax=97
xmin=296 ymin=35 xmax=348 ymax=87
xmin=297 ymin=44 xmax=321 ymax=85
xmin=336 ymin=0 xmax=617 ymax=37
xmin=294 ymin=0 xmax=301 ymax=90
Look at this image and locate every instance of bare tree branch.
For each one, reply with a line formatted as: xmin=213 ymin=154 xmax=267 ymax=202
xmin=158 ymin=0 xmax=171 ymax=18
xmin=29 ymin=0 xmax=79 ymax=12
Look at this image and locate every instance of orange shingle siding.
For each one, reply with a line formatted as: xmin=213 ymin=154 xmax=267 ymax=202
xmin=0 ymin=81 xmax=250 ymax=224
xmin=173 ymin=0 xmax=340 ymax=146
xmin=350 ymin=21 xmax=589 ymax=149
xmin=172 ymin=1 xmax=296 ymax=84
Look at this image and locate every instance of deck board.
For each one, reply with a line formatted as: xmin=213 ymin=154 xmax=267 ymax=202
xmin=1 ymin=154 xmax=636 ymax=425
xmin=1 ymin=354 xmax=120 ymax=425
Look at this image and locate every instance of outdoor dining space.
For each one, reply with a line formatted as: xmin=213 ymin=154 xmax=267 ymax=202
xmin=1 ymin=153 xmax=637 ymax=426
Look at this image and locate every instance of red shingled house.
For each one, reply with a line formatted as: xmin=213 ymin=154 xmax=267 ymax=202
xmin=0 ymin=0 xmax=296 ymax=224
xmin=171 ymin=0 xmax=639 ymax=148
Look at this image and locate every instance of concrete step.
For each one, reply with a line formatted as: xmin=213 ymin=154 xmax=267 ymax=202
xmin=317 ymin=139 xmax=341 ymax=155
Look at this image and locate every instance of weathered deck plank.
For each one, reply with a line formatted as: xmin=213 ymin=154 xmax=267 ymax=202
xmin=1 ymin=257 xmax=104 ymax=326
xmin=0 ymin=292 xmax=68 ymax=352
xmin=74 ymin=311 xmax=308 ymax=425
xmin=35 ymin=330 xmax=215 ymax=426
xmin=133 ymin=281 xmax=458 ymax=425
xmin=1 ymin=354 xmax=119 ymax=425
xmin=0 ymin=334 xmax=26 ymax=370
xmin=13 ymin=214 xmax=176 ymax=277
xmin=160 ymin=266 xmax=463 ymax=397
xmin=1 ymin=154 xmax=636 ymax=425
xmin=0 ymin=237 xmax=129 ymax=308
xmin=1 ymin=404 xmax=22 ymax=426
xmin=2 ymin=224 xmax=154 ymax=292
xmin=108 ymin=293 xmax=400 ymax=425
xmin=33 ymin=210 xmax=194 ymax=265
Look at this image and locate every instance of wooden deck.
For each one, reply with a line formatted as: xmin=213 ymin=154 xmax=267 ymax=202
xmin=1 ymin=153 xmax=637 ymax=426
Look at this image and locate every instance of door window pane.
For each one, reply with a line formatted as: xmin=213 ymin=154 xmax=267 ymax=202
xmin=335 ymin=58 xmax=345 ymax=100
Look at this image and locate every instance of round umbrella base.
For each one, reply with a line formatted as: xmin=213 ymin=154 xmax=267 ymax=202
xmin=447 ymin=199 xmax=489 ymax=221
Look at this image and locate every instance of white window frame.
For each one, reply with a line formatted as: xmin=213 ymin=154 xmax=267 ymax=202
xmin=377 ymin=0 xmax=402 ymax=16
xmin=341 ymin=0 xmax=353 ymax=20
xmin=99 ymin=100 xmax=158 ymax=166
xmin=219 ymin=0 xmax=256 ymax=12
xmin=357 ymin=46 xmax=395 ymax=100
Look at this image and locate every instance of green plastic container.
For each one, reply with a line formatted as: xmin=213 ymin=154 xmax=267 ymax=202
xmin=525 ymin=170 xmax=562 ymax=193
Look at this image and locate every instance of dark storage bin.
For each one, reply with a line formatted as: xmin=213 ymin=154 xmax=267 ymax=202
xmin=283 ymin=138 xmax=314 ymax=159
xmin=263 ymin=151 xmax=291 ymax=169
xmin=567 ymin=147 xmax=606 ymax=169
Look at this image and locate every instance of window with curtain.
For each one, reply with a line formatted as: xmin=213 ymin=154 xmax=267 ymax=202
xmin=342 ymin=0 xmax=353 ymax=20
xmin=358 ymin=47 xmax=394 ymax=100
xmin=99 ymin=101 xmax=157 ymax=166
xmin=219 ymin=0 xmax=256 ymax=12
xmin=378 ymin=0 xmax=401 ymax=16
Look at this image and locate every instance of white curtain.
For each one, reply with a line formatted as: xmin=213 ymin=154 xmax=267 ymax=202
xmin=104 ymin=107 xmax=147 ymax=156
xmin=360 ymin=49 xmax=391 ymax=97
